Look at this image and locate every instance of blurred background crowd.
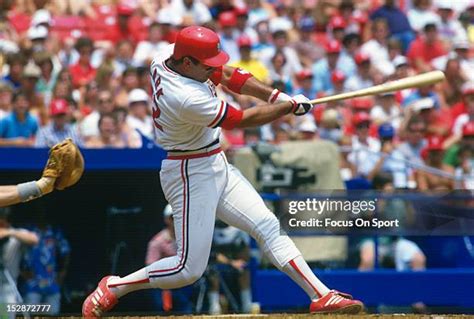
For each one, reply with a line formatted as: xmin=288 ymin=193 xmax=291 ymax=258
xmin=1 ymin=0 xmax=474 ymax=190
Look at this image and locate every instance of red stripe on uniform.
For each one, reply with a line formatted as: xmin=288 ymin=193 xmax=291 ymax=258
xmin=149 ymin=160 xmax=188 ymax=274
xmin=289 ymin=259 xmax=322 ymax=298
xmin=108 ymin=278 xmax=150 ymax=288
xmin=208 ymin=101 xmax=225 ymax=128
xmin=167 ymin=148 xmax=222 ymax=160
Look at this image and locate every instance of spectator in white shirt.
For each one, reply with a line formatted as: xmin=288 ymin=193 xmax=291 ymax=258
xmin=171 ymin=0 xmax=212 ymax=25
xmin=360 ymin=18 xmax=393 ymax=76
xmin=126 ymin=89 xmax=154 ymax=140
xmin=133 ymin=22 xmax=170 ymax=66
xmin=344 ymin=52 xmax=374 ymax=92
xmin=407 ymin=0 xmax=441 ymax=33
xmin=371 ymin=92 xmax=402 ymax=129
xmin=435 ymin=1 xmax=468 ymax=45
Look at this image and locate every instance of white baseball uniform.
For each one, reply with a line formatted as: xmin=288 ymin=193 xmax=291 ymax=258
xmin=108 ymin=44 xmax=330 ymax=301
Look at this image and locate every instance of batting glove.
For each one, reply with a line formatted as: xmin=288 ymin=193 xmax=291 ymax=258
xmin=268 ymin=89 xmax=292 ymax=104
xmin=291 ymin=94 xmax=313 ymax=116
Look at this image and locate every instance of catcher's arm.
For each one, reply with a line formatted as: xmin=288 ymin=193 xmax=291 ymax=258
xmin=0 ymin=139 xmax=84 ymax=208
xmin=0 ymin=177 xmax=55 ymax=208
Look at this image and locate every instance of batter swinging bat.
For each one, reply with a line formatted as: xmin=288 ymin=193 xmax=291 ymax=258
xmin=309 ymin=70 xmax=445 ymax=105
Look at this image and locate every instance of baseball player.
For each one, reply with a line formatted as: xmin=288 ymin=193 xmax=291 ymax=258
xmin=0 ymin=139 xmax=84 ymax=208
xmin=83 ymin=26 xmax=363 ymax=317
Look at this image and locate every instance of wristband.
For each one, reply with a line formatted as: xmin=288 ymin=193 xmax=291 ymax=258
xmin=227 ymin=68 xmax=253 ymax=94
xmin=18 ymin=181 xmax=43 ymax=202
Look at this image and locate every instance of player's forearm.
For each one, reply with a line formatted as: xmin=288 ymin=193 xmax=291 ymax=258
xmin=0 ymin=178 xmax=55 ymax=208
xmin=0 ymin=185 xmax=22 ymax=207
xmin=221 ymin=66 xmax=274 ymax=102
xmin=237 ymin=102 xmax=293 ymax=128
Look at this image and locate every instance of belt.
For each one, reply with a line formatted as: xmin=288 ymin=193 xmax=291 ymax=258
xmin=166 ymin=141 xmax=222 ymax=160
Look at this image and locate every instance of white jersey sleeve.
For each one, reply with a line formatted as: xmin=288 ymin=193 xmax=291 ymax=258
xmin=181 ymin=88 xmax=228 ymax=128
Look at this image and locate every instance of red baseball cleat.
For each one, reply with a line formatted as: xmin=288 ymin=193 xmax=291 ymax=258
xmin=82 ymin=276 xmax=119 ymax=318
xmin=310 ymin=290 xmax=364 ymax=314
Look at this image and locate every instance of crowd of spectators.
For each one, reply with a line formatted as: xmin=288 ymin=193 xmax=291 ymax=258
xmin=0 ymin=0 xmax=473 ymax=190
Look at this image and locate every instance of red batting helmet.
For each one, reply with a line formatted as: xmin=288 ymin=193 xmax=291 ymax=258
xmin=173 ymin=26 xmax=229 ymax=67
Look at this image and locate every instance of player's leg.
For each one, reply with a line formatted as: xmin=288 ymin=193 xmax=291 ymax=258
xmin=216 ymin=164 xmax=363 ymax=313
xmin=83 ymin=157 xmax=226 ymax=316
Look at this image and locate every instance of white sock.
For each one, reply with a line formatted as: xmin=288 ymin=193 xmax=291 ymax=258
xmin=208 ymin=291 xmax=221 ymax=314
xmin=240 ymin=288 xmax=252 ymax=313
xmin=281 ymin=255 xmax=330 ymax=300
xmin=107 ymin=268 xmax=152 ymax=298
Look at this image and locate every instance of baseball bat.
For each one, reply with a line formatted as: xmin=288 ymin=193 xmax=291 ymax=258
xmin=309 ymin=70 xmax=445 ymax=105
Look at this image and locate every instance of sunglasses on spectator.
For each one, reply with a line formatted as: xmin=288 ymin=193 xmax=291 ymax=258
xmin=99 ymin=99 xmax=112 ymax=104
xmin=356 ymin=123 xmax=370 ymax=129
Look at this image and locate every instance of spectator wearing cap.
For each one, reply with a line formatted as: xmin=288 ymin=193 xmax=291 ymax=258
xmin=133 ymin=22 xmax=170 ymax=66
xmin=407 ymin=22 xmax=447 ymax=72
xmin=34 ymin=99 xmax=82 ymax=148
xmin=370 ymin=0 xmax=415 ymax=53
xmin=2 ymin=54 xmax=26 ymax=90
xmin=344 ymin=52 xmax=374 ymax=92
xmin=371 ymin=92 xmax=402 ymax=129
xmin=360 ymin=19 xmax=393 ymax=76
xmin=0 ymin=82 xmax=13 ymax=120
xmin=172 ymin=0 xmax=212 ymax=26
xmin=416 ymin=136 xmax=455 ymax=191
xmin=126 ymin=89 xmax=154 ymax=140
xmin=452 ymin=82 xmax=474 ymax=136
xmin=106 ymin=4 xmax=139 ymax=44
xmin=329 ymin=70 xmax=346 ymax=95
xmin=403 ymin=84 xmax=441 ymax=110
xmin=260 ymin=29 xmax=303 ymax=80
xmin=0 ymin=91 xmax=39 ymax=147
xmin=347 ymin=112 xmax=381 ymax=178
xmin=291 ymin=17 xmax=324 ymax=68
xmin=69 ymin=37 xmax=96 ymax=88
xmin=21 ymin=62 xmax=47 ymax=126
xmin=294 ymin=70 xmax=316 ymax=99
xmin=27 ymin=25 xmax=48 ymax=53
xmin=397 ymin=116 xmax=427 ymax=168
xmin=391 ymin=56 xmax=414 ymax=102
xmin=30 ymin=8 xmax=51 ymax=28
xmin=229 ymin=35 xmax=269 ymax=83
xmin=311 ymin=40 xmax=345 ymax=94
xmin=444 ymin=121 xmax=474 ymax=169
xmin=328 ymin=15 xmax=347 ymax=43
xmin=218 ymin=11 xmax=240 ymax=63
xmin=407 ymin=0 xmax=441 ymax=33
xmin=345 ymin=98 xmax=378 ymax=137
xmin=234 ymin=6 xmax=259 ymax=44
xmin=368 ymin=123 xmax=411 ymax=188
xmin=407 ymin=97 xmax=449 ymax=137
xmin=338 ymin=1 xmax=367 ymax=35
xmin=296 ymin=118 xmax=318 ymax=140
xmin=436 ymin=1 xmax=468 ymax=45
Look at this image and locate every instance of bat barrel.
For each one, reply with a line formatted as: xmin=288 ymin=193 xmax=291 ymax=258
xmin=309 ymin=70 xmax=445 ymax=105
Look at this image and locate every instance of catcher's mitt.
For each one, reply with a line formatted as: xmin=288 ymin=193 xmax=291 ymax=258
xmin=42 ymin=138 xmax=84 ymax=190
